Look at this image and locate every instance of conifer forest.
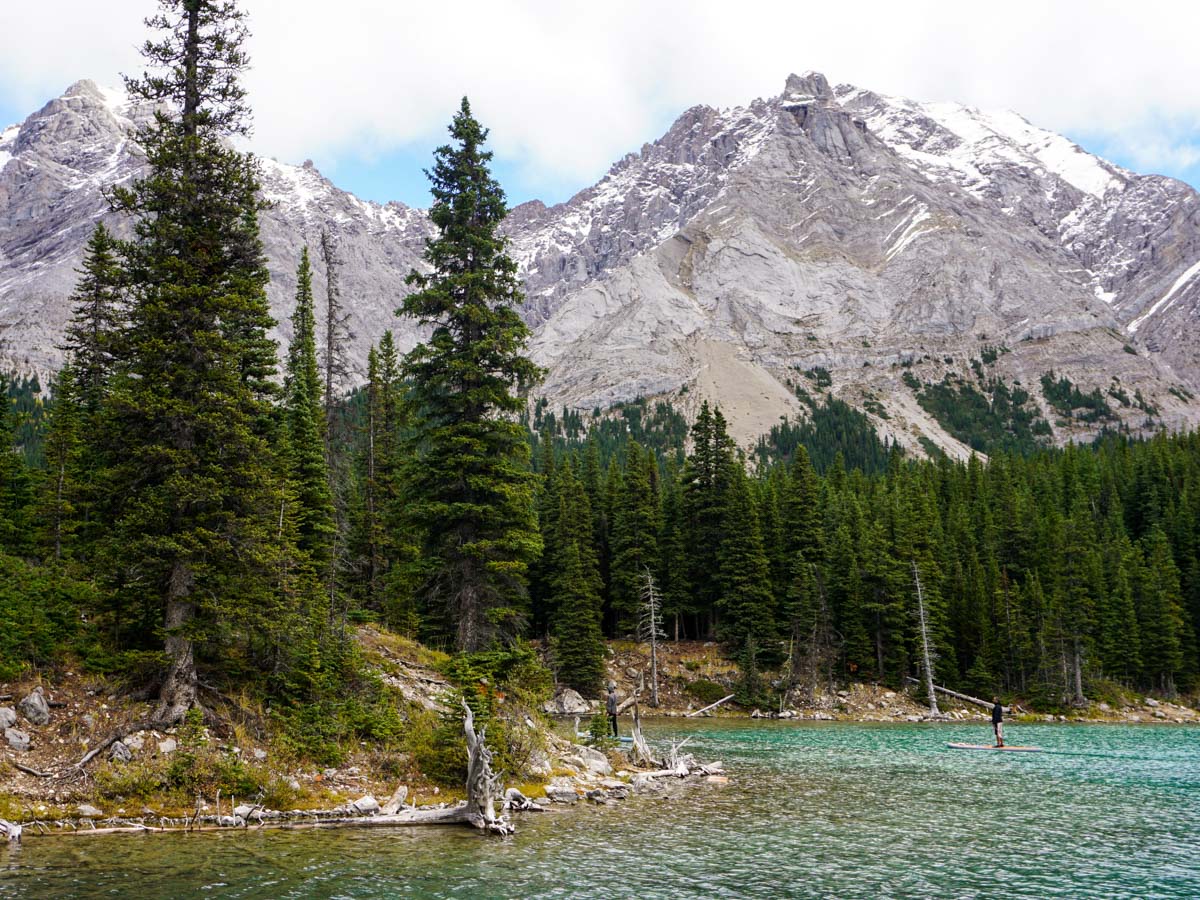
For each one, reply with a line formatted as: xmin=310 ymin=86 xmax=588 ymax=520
xmin=1 ymin=1 xmax=1198 ymax=768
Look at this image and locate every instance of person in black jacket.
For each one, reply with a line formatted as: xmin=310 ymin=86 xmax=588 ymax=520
xmin=606 ymin=682 xmax=619 ymax=737
xmin=992 ymin=697 xmax=1005 ymax=747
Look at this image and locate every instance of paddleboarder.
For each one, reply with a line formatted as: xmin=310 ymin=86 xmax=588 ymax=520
xmin=992 ymin=697 xmax=1004 ymax=747
xmin=607 ymin=682 xmax=619 ymax=737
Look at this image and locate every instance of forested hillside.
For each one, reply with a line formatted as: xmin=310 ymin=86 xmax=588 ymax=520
xmin=1 ymin=0 xmax=1197 ymax=762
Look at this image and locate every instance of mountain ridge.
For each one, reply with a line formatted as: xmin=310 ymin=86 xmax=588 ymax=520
xmin=2 ymin=73 xmax=1199 ymax=453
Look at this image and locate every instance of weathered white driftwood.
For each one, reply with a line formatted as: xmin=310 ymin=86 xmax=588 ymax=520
xmin=686 ymin=694 xmax=735 ymax=717
xmin=903 ymin=676 xmax=1010 ymax=713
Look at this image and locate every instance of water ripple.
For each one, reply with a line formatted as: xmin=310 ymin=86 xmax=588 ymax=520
xmin=2 ymin=721 xmax=1197 ymax=899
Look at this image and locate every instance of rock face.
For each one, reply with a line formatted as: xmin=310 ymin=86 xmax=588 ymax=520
xmin=18 ymin=688 xmax=50 ymax=726
xmin=3 ymin=74 xmax=1200 ymax=451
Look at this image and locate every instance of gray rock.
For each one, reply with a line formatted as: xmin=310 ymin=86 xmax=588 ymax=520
xmin=545 ymin=777 xmax=579 ymax=804
xmin=252 ymin=748 xmax=267 ymax=761
xmin=350 ymin=795 xmax=380 ymax=815
xmin=4 ymin=728 xmax=30 ymax=751
xmin=0 ymin=708 xmax=16 ymax=729
xmin=1146 ymin=698 xmax=1160 ymax=707
xmin=76 ymin=804 xmax=103 ymax=819
xmin=18 ymin=687 xmax=50 ymax=726
xmin=287 ymin=778 xmax=302 ymax=791
xmin=157 ymin=737 xmax=177 ymax=755
xmin=543 ymin=687 xmax=591 ymax=716
xmin=125 ymin=733 xmax=145 ymax=751
xmin=108 ymin=741 xmax=132 ymax=763
xmin=233 ymin=804 xmax=262 ymax=821
xmin=82 ymin=714 xmax=95 ymax=730
xmin=574 ymin=745 xmax=613 ymax=776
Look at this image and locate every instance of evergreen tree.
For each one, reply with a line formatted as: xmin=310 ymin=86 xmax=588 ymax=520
xmin=64 ymin=223 xmax=125 ymax=414
xmin=0 ymin=376 xmax=31 ymax=554
xmin=1137 ymin=528 xmax=1188 ymax=694
xmin=39 ymin=364 xmax=83 ymax=561
xmin=610 ymin=441 xmax=660 ymax=634
xmin=549 ymin=466 xmax=605 ymax=695
xmin=398 ymin=98 xmax=543 ymax=651
xmin=717 ymin=464 xmax=776 ymax=652
xmin=283 ymin=248 xmax=335 ymax=574
xmin=104 ymin=0 xmax=281 ymax=722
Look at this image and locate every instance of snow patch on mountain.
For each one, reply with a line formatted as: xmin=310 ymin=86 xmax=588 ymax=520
xmin=1128 ymin=258 xmax=1200 ymax=333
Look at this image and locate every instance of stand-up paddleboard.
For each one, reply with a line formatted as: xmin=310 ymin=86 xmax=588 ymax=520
xmin=946 ymin=742 xmax=1042 ymax=752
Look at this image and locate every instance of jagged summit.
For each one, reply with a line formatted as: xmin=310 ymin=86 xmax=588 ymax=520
xmin=2 ymin=74 xmax=1200 ymax=453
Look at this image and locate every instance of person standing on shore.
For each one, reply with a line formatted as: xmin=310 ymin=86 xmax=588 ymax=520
xmin=992 ymin=697 xmax=1005 ymax=747
xmin=607 ymin=682 xmax=619 ymax=738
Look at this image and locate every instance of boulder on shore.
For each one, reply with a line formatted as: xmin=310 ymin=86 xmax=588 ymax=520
xmin=351 ymin=795 xmax=380 ymax=815
xmin=4 ymin=728 xmax=30 ymax=751
xmin=543 ymin=687 xmax=590 ymax=716
xmin=18 ymin=688 xmax=50 ymax=726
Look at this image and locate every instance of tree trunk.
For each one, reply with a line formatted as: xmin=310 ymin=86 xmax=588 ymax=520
xmin=1071 ymin=636 xmax=1086 ymax=706
xmin=461 ymin=700 xmax=513 ymax=834
xmin=912 ymin=561 xmax=940 ymax=717
xmin=156 ymin=559 xmax=197 ymax=724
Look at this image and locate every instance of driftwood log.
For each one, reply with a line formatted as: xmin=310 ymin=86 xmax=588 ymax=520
xmin=461 ymin=700 xmax=514 ymax=834
xmin=686 ymin=694 xmax=735 ymax=717
xmin=903 ymin=677 xmax=1010 ymax=713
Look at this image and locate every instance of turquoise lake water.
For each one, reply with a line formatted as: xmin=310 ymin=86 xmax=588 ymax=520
xmin=2 ymin=720 xmax=1197 ymax=898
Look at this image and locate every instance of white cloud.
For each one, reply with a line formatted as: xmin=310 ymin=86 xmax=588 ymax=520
xmin=3 ymin=0 xmax=1200 ymax=194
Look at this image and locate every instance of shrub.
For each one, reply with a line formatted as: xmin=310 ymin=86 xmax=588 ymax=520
xmin=685 ymin=679 xmax=729 ymax=706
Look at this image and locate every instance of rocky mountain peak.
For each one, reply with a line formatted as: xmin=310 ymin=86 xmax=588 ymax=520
xmin=3 ymin=74 xmax=1200 ymax=453
xmin=782 ymin=71 xmax=834 ymax=103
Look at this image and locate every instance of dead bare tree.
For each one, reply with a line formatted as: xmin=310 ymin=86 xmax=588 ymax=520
xmin=638 ymin=568 xmax=665 ymax=707
xmin=912 ymin=560 xmax=941 ymax=717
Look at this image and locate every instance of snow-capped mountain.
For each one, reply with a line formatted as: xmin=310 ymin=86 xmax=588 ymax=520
xmin=2 ymin=73 xmax=1199 ymax=453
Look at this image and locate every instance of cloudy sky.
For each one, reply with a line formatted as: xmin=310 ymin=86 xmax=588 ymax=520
xmin=2 ymin=0 xmax=1198 ymax=208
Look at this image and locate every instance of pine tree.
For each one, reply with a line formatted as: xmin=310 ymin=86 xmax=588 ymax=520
xmin=1136 ymin=528 xmax=1188 ymax=694
xmin=64 ymin=223 xmax=125 ymax=414
xmin=39 ymin=364 xmax=83 ymax=561
xmin=103 ymin=0 xmax=281 ymax=722
xmin=681 ymin=402 xmax=736 ymax=636
xmin=717 ymin=464 xmax=776 ymax=652
xmin=283 ymin=248 xmax=335 ymax=574
xmin=549 ymin=466 xmax=605 ymax=695
xmin=398 ymin=98 xmax=543 ymax=651
xmin=610 ymin=441 xmax=660 ymax=634
xmin=0 ymin=376 xmax=31 ymax=554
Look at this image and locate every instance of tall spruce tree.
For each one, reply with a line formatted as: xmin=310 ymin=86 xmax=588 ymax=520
xmin=398 ymin=98 xmax=543 ymax=651
xmin=104 ymin=0 xmax=280 ymax=722
xmin=283 ymin=248 xmax=335 ymax=573
xmin=64 ymin=223 xmax=125 ymax=414
xmin=549 ymin=465 xmax=606 ymax=695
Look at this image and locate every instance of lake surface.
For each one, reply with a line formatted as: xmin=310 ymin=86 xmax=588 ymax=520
xmin=2 ymin=720 xmax=1198 ymax=899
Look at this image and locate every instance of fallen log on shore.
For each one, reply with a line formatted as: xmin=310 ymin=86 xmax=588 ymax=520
xmin=903 ymin=677 xmax=1010 ymax=713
